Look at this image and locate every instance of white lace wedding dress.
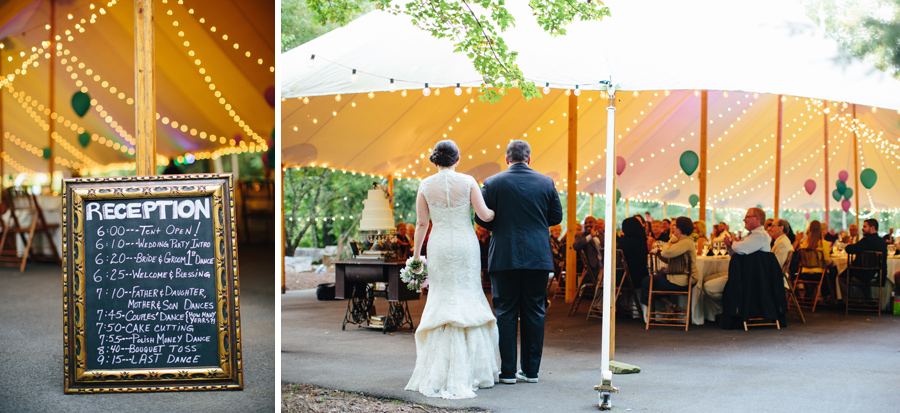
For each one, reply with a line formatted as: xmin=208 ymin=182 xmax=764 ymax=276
xmin=404 ymin=169 xmax=499 ymax=399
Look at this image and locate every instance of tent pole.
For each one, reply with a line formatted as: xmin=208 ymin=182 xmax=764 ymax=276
xmin=824 ymin=101 xmax=830 ymax=228
xmin=600 ymin=82 xmax=618 ymax=402
xmin=135 ymin=0 xmax=157 ymax=176
xmin=663 ymin=202 xmax=667 ymax=219
xmin=625 ymin=199 xmax=629 ymax=216
xmin=774 ymin=95 xmax=783 ymax=219
xmin=48 ymin=0 xmax=55 ymax=175
xmin=0 ymin=45 xmax=3 ymax=181
xmin=699 ymin=91 xmax=707 ymax=222
xmin=388 ymin=176 xmax=394 ymax=214
xmin=590 ymin=194 xmax=594 ymax=217
xmin=565 ymin=92 xmax=578 ymax=303
xmin=281 ymin=165 xmax=286 ymax=294
xmin=852 ymin=104 xmax=860 ymax=229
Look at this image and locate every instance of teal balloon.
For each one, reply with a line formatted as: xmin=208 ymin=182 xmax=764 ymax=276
xmin=615 ymin=189 xmax=621 ymax=203
xmin=679 ymin=150 xmax=699 ymax=176
xmin=860 ymin=168 xmax=877 ymax=189
xmin=832 ymin=189 xmax=842 ymax=202
xmin=42 ymin=147 xmax=51 ymax=159
xmin=71 ymin=91 xmax=91 ymax=117
xmin=835 ymin=179 xmax=847 ymax=194
xmin=688 ymin=194 xmax=699 ymax=208
xmin=78 ymin=132 xmax=91 ymax=148
xmin=842 ymin=187 xmax=853 ymax=200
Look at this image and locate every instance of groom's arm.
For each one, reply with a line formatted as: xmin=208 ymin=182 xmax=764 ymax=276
xmin=546 ymin=179 xmax=563 ymax=226
xmin=473 ymin=179 xmax=493 ymax=231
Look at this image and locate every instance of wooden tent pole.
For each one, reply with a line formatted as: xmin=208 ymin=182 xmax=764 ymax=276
xmin=565 ymin=92 xmax=578 ymax=302
xmin=852 ymin=104 xmax=860 ymax=229
xmin=48 ymin=0 xmax=55 ymax=175
xmin=823 ymin=101 xmax=830 ymax=228
xmin=699 ymin=91 xmax=707 ymax=222
xmin=590 ymin=194 xmax=594 ymax=217
xmin=135 ymin=0 xmax=157 ymax=176
xmin=775 ymin=95 xmax=783 ymax=219
xmin=0 ymin=45 xmax=4 ymax=181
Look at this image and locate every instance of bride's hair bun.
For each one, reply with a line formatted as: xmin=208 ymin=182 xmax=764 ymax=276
xmin=429 ymin=140 xmax=460 ymax=167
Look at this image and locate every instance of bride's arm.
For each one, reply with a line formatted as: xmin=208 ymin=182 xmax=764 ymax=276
xmin=413 ymin=191 xmax=430 ymax=260
xmin=470 ymin=180 xmax=494 ymax=222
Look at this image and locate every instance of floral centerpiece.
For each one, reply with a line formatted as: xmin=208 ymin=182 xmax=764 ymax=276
xmin=400 ymin=257 xmax=428 ymax=290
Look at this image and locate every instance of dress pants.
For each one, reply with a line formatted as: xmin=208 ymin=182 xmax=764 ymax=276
xmin=490 ymin=269 xmax=548 ymax=379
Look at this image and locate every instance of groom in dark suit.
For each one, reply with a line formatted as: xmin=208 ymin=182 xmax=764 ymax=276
xmin=475 ymin=140 xmax=563 ymax=384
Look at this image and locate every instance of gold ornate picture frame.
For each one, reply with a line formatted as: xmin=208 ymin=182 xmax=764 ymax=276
xmin=62 ymin=174 xmax=242 ymax=393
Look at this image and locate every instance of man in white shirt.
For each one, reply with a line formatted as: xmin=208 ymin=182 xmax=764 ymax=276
xmin=702 ymin=207 xmax=772 ymax=319
xmin=844 ymin=224 xmax=860 ymax=245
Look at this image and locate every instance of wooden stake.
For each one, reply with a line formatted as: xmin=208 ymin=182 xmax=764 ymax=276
xmin=775 ymin=95 xmax=783 ymax=219
xmin=565 ymin=92 xmax=578 ymax=302
xmin=699 ymin=91 xmax=708 ymax=222
xmin=48 ymin=1 xmax=55 ymax=175
xmin=135 ymin=0 xmax=157 ymax=176
xmin=824 ymin=101 xmax=830 ymax=227
xmin=852 ymin=104 xmax=860 ymax=229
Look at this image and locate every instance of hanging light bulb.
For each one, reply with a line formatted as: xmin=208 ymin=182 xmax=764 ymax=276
xmin=307 ymin=54 xmax=316 ymax=68
xmin=454 ymin=83 xmax=462 ymax=96
xmin=389 ymin=78 xmax=396 ymax=92
xmin=573 ymin=85 xmax=581 ymax=96
xmin=422 ymin=83 xmax=431 ymax=97
xmin=543 ymin=83 xmax=550 ymax=95
xmin=350 ymin=69 xmax=358 ymax=83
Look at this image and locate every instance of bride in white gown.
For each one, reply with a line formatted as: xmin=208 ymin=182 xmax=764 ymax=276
xmin=405 ymin=140 xmax=499 ymax=399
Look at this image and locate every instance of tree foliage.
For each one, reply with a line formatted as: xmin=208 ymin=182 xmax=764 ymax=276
xmin=300 ymin=0 xmax=610 ymax=103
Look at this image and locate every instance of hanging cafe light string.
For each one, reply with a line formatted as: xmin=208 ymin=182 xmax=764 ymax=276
xmin=169 ymin=0 xmax=274 ymax=73
xmin=161 ymin=3 xmax=267 ymax=149
xmin=0 ymin=151 xmax=37 ymax=175
xmin=3 ymin=131 xmax=83 ymax=170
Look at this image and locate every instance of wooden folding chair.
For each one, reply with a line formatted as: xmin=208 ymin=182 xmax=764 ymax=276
xmin=567 ymin=251 xmax=596 ymax=316
xmin=0 ymin=188 xmax=61 ymax=272
xmin=587 ymin=249 xmax=643 ymax=321
xmin=792 ymin=248 xmax=827 ymax=312
xmin=845 ymin=251 xmax=883 ymax=316
xmin=645 ymin=253 xmax=692 ymax=331
xmin=780 ymin=250 xmax=806 ymax=323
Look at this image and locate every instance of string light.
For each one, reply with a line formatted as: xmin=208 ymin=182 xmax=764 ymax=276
xmin=422 ymin=83 xmax=431 ymax=97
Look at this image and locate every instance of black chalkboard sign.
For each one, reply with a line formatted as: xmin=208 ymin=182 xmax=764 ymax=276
xmin=63 ymin=175 xmax=242 ymax=393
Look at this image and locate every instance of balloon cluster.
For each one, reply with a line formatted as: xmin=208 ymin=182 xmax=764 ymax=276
xmin=832 ymin=170 xmax=853 ymax=212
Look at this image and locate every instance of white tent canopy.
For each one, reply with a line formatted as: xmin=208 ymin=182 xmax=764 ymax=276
xmin=282 ymin=0 xmax=900 ymax=212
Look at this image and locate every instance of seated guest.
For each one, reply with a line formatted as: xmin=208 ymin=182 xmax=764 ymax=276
xmin=768 ymin=219 xmax=793 ymax=269
xmin=595 ymin=218 xmax=607 ymax=250
xmin=407 ymin=223 xmax=416 ymax=244
xmin=824 ymin=228 xmax=839 ymax=243
xmin=647 ymin=220 xmax=669 ymax=250
xmin=784 ymin=220 xmax=797 ymax=244
xmin=765 ymin=218 xmax=774 ymax=231
xmin=843 ymin=224 xmax=860 ymax=245
xmin=711 ymin=222 xmax=732 ymax=244
xmin=701 ymin=208 xmax=771 ymax=317
xmin=795 ymin=220 xmax=836 ymax=302
xmin=618 ymin=217 xmax=651 ymax=288
xmin=573 ymin=216 xmax=601 ymax=284
xmin=640 ymin=217 xmax=698 ymax=310
xmin=694 ymin=220 xmax=709 ymax=255
xmin=395 ymin=222 xmax=412 ymax=259
xmin=549 ymin=225 xmax=564 ymax=278
xmin=838 ymin=218 xmax=887 ymax=300
xmin=883 ymin=228 xmax=895 ymax=244
xmin=420 ymin=221 xmax=433 ymax=257
xmin=661 ymin=219 xmax=672 ymax=240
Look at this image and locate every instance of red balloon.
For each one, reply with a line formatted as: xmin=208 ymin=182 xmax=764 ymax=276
xmin=838 ymin=170 xmax=849 ymax=182
xmin=616 ymin=156 xmax=626 ymax=176
xmin=264 ymin=86 xmax=275 ymax=108
xmin=804 ymin=179 xmax=816 ymax=195
xmin=841 ymin=199 xmax=851 ymax=212
xmin=233 ymin=133 xmax=243 ymax=143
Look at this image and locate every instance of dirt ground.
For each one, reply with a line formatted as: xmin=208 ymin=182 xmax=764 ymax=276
xmin=281 ymin=383 xmax=490 ymax=413
xmin=285 ymin=269 xmax=336 ymax=291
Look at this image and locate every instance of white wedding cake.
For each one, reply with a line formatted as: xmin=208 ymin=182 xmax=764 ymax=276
xmin=359 ymin=189 xmax=394 ymax=231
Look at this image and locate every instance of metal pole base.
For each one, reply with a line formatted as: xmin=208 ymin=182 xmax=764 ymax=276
xmin=594 ymin=371 xmax=618 ymax=410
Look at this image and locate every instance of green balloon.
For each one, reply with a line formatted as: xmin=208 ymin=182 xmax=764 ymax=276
xmin=78 ymin=132 xmax=91 ymax=148
xmin=843 ymin=187 xmax=853 ymax=200
xmin=679 ymin=150 xmax=699 ymax=176
xmin=860 ymin=168 xmax=877 ymax=189
xmin=689 ymin=194 xmax=699 ymax=208
xmin=71 ymin=91 xmax=91 ymax=117
xmin=835 ymin=179 xmax=847 ymax=193
xmin=42 ymin=147 xmax=51 ymax=159
xmin=832 ymin=189 xmax=842 ymax=202
xmin=615 ymin=188 xmax=621 ymax=203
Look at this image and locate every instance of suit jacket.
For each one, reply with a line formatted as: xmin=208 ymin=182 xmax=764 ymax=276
xmin=844 ymin=233 xmax=888 ymax=284
xmin=474 ymin=162 xmax=563 ymax=272
xmin=573 ymin=231 xmax=601 ymax=274
xmin=721 ymin=252 xmax=788 ymax=330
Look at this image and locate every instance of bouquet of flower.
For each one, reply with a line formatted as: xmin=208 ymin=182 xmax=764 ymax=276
xmin=400 ymin=257 xmax=428 ymax=291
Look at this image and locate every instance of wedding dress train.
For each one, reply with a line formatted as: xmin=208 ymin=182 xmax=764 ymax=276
xmin=404 ymin=169 xmax=499 ymax=399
